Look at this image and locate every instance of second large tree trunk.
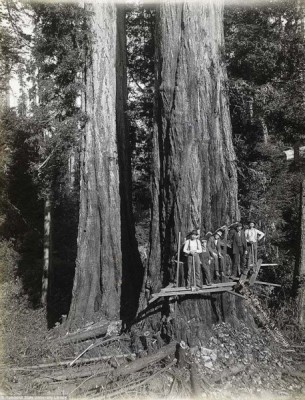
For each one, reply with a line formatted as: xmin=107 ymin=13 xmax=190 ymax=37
xmin=145 ymin=1 xmax=241 ymax=342
xmin=149 ymin=1 xmax=239 ymax=290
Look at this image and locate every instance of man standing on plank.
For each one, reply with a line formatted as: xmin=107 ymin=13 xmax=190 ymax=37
xmin=183 ymin=230 xmax=202 ymax=289
xmin=207 ymin=230 xmax=224 ymax=279
xmin=200 ymin=239 xmax=212 ymax=285
xmin=245 ymin=222 xmax=265 ymax=266
xmin=228 ymin=223 xmax=248 ymax=277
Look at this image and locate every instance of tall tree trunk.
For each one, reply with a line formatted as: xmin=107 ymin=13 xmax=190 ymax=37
xmin=146 ymin=1 xmax=241 ymax=343
xmin=67 ymin=4 xmax=141 ymax=329
xmin=41 ymin=195 xmax=52 ymax=306
xmin=296 ymin=178 xmax=305 ymax=326
xmin=149 ymin=0 xmax=239 ymax=290
xmin=67 ymin=4 xmax=122 ymax=328
xmin=294 ymin=2 xmax=305 ymax=326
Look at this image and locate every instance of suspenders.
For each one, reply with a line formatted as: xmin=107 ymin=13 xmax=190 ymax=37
xmin=187 ymin=239 xmax=199 ymax=252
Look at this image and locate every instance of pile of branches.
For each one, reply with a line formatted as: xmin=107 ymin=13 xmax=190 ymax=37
xmin=2 ymin=312 xmax=305 ymax=399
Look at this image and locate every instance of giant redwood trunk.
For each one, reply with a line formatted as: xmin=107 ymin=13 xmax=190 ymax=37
xmin=146 ymin=1 xmax=241 ymax=343
xmin=67 ymin=4 xmax=141 ymax=329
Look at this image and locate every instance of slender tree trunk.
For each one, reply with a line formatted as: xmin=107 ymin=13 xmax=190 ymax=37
xmin=259 ymin=116 xmax=269 ymax=144
xmin=297 ymin=178 xmax=305 ymax=326
xmin=67 ymin=4 xmax=141 ymax=329
xmin=145 ymin=1 xmax=242 ymax=343
xmin=296 ymin=0 xmax=305 ymax=326
xmin=41 ymin=195 xmax=52 ymax=306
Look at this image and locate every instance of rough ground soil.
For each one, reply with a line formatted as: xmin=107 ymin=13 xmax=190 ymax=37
xmin=1 ymin=278 xmax=305 ymax=399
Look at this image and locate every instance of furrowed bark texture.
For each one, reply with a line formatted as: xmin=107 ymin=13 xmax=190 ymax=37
xmin=149 ymin=1 xmax=239 ymax=289
xmin=146 ymin=2 xmax=242 ymax=342
xmin=68 ymin=4 xmax=122 ymax=328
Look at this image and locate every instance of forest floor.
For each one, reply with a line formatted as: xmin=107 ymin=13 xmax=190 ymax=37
xmin=0 ymin=277 xmax=305 ymax=400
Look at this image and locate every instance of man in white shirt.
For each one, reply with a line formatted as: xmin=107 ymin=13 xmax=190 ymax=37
xmin=245 ymin=222 xmax=265 ymax=264
xmin=183 ymin=230 xmax=203 ymax=289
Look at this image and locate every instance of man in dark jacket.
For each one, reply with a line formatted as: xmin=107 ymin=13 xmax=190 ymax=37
xmin=200 ymin=239 xmax=212 ymax=285
xmin=207 ymin=231 xmax=224 ymax=278
xmin=228 ymin=223 xmax=248 ymax=276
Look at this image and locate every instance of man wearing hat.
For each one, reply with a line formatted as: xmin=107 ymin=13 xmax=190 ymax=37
xmin=228 ymin=223 xmax=248 ymax=276
xmin=183 ymin=229 xmax=203 ymax=289
xmin=200 ymin=238 xmax=212 ymax=285
xmin=207 ymin=230 xmax=224 ymax=278
xmin=245 ymin=222 xmax=265 ymax=265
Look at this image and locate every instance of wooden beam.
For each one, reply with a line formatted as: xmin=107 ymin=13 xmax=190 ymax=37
xmin=261 ymin=263 xmax=279 ymax=267
xmin=249 ymin=259 xmax=263 ymax=286
xmin=160 ymin=282 xmax=235 ymax=292
xmin=254 ymin=280 xmax=281 ymax=288
xmin=238 ymin=267 xmax=250 ymax=285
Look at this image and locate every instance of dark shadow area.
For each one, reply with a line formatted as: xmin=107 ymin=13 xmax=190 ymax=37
xmin=0 ymin=110 xmax=80 ymax=327
xmin=46 ymin=191 xmax=79 ymax=328
xmin=117 ymin=7 xmax=144 ymax=329
xmin=1 ymin=111 xmax=44 ymax=307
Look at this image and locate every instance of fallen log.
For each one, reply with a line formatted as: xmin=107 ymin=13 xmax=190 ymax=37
xmin=106 ymin=359 xmax=177 ymax=399
xmin=2 ymin=354 xmax=135 ymax=371
xmin=79 ymin=341 xmax=177 ymax=392
xmin=59 ymin=321 xmax=117 ymax=343
xmin=210 ymin=364 xmax=247 ymax=383
xmin=35 ymin=366 xmax=114 ymax=384
xmin=69 ymin=336 xmax=125 ymax=366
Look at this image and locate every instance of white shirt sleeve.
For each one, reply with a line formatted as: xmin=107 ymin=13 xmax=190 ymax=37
xmin=256 ymin=229 xmax=265 ymax=241
xmin=196 ymin=240 xmax=202 ymax=254
xmin=183 ymin=240 xmax=190 ymax=254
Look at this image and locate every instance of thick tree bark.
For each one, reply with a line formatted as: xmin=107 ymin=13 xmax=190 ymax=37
xmin=149 ymin=1 xmax=239 ymax=290
xmin=145 ymin=1 xmax=241 ymax=343
xmin=68 ymin=3 xmax=121 ymax=327
xmin=67 ymin=4 xmax=141 ymax=329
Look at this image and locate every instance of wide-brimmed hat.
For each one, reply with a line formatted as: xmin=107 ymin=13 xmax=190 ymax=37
xmin=205 ymin=231 xmax=213 ymax=240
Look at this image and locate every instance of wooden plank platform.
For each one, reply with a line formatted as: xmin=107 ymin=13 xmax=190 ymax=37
xmin=160 ymin=282 xmax=235 ymax=292
xmin=149 ymin=283 xmax=236 ymax=304
xmin=148 ymin=277 xmax=281 ymax=305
